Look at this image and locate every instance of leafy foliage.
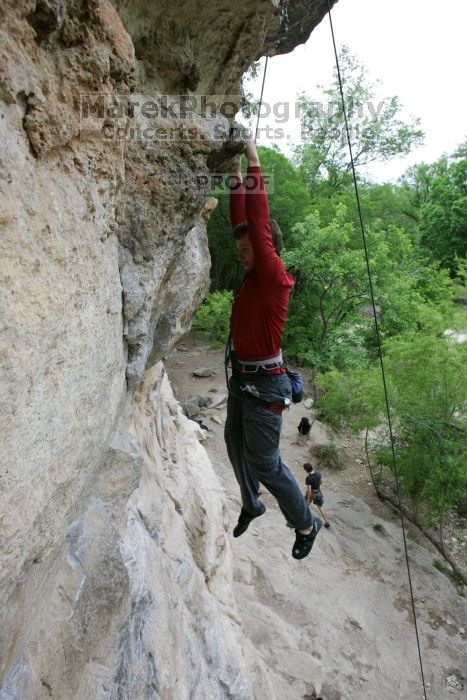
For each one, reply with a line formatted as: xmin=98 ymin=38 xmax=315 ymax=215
xmin=316 ymin=334 xmax=467 ymax=524
xmin=282 ymin=205 xmax=455 ymax=368
xmin=295 ymin=46 xmax=424 ymax=191
xmin=311 ymin=442 xmax=344 ymax=471
xmin=283 ymin=206 xmax=370 ymax=367
xmin=192 ymin=291 xmax=233 ymax=346
xmin=402 ymin=143 xmax=467 ymax=275
xmin=240 ymin=60 xmax=262 ymax=123
xmin=315 ymin=366 xmax=384 ymax=432
xmin=309 ymin=179 xmax=420 ymax=238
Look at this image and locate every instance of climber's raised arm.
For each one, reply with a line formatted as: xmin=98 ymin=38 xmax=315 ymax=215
xmin=244 ymin=133 xmax=260 ymax=167
xmin=229 ymin=156 xmax=246 ymax=228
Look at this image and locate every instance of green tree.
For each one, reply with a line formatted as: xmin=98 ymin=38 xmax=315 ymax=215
xmin=282 ymin=204 xmax=454 ymax=370
xmin=192 ymin=290 xmax=233 ymax=345
xmin=255 ymin=146 xmax=311 ymax=249
xmin=283 ymin=206 xmax=370 ymax=368
xmin=309 ymin=180 xmax=420 ymax=240
xmin=403 ymin=143 xmax=467 ymax=274
xmin=384 ymin=334 xmax=466 ymax=525
xmin=295 ymin=45 xmax=424 ymax=192
xmin=241 ymin=60 xmax=261 ymax=123
xmin=316 ymin=333 xmax=467 ymax=532
xmin=206 ymin=187 xmax=238 ymax=293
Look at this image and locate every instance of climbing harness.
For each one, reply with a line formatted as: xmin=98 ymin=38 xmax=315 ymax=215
xmin=325 ymin=2 xmax=428 ymax=696
xmin=234 ymin=351 xmax=284 ymax=373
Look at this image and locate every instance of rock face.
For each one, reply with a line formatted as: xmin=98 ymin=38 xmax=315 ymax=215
xmin=0 ymin=0 xmax=334 ymax=696
xmin=1 ymin=365 xmax=251 ymax=698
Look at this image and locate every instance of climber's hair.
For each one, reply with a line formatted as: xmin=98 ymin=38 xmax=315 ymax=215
xmin=270 ymin=219 xmax=283 ymax=254
xmin=233 ymin=222 xmax=249 ymax=239
xmin=233 ymin=219 xmax=283 ymax=255
xmin=303 ymin=463 xmax=314 ymax=473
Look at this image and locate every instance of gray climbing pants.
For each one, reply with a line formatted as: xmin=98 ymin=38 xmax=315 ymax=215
xmin=224 ymin=373 xmax=313 ymax=530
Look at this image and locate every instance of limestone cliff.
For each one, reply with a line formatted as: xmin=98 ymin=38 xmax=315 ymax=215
xmin=0 ymin=1 xmax=334 ymax=697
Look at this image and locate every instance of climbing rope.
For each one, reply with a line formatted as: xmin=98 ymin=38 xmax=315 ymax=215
xmin=325 ymin=2 xmax=428 ymax=697
xmin=254 ymin=53 xmax=269 ymax=143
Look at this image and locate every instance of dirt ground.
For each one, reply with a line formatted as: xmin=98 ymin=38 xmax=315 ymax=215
xmin=165 ymin=337 xmax=466 ymax=700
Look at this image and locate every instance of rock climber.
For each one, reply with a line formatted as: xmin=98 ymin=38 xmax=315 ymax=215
xmin=223 ymin=131 xmax=321 ymax=560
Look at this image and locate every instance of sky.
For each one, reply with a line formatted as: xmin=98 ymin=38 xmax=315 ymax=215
xmin=245 ymin=0 xmax=467 ymax=182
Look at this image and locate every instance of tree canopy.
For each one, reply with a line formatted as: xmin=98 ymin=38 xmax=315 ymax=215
xmin=294 ymin=45 xmax=424 ymax=192
xmin=402 ymin=143 xmax=467 ymax=275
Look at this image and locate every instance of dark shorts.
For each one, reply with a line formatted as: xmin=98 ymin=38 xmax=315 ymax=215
xmin=312 ymin=490 xmax=324 ymax=507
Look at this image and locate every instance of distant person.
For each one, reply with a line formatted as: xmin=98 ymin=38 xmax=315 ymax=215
xmin=298 ymin=416 xmax=311 ymax=436
xmin=303 ymin=463 xmax=330 ymax=528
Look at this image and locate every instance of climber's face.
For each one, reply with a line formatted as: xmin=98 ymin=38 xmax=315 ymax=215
xmin=236 ymin=234 xmax=255 ymax=273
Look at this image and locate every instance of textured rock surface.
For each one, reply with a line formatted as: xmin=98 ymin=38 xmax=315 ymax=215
xmin=0 ymin=0 xmax=334 ymax=696
xmin=1 ymin=365 xmax=252 ymax=698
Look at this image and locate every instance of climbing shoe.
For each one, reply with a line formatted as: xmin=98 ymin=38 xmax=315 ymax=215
xmin=233 ymin=503 xmax=266 ymax=538
xmin=292 ymin=518 xmax=322 ymax=559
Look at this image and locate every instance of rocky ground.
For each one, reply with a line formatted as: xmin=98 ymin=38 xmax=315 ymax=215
xmin=164 ymin=337 xmax=466 ymax=700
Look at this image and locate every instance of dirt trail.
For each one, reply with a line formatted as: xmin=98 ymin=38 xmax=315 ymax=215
xmin=165 ymin=338 xmax=466 ymax=700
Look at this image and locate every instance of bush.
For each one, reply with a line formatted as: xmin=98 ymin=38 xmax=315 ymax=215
xmin=373 ymin=523 xmax=387 ymax=536
xmin=316 ymin=333 xmax=467 ymax=526
xmin=311 ymin=442 xmax=344 ymax=470
xmin=192 ymin=291 xmax=233 ymax=346
xmin=433 ymin=559 xmax=465 ymax=595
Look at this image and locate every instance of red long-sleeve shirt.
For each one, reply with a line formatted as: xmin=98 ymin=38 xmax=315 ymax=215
xmin=229 ymin=165 xmax=293 ymax=362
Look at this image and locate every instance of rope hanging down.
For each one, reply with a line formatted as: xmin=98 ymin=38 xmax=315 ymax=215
xmin=325 ymin=2 xmax=428 ymax=697
xmin=254 ymin=53 xmax=269 ymax=143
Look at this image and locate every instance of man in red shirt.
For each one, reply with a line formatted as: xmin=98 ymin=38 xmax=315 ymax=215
xmin=224 ymin=134 xmax=321 ymax=560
